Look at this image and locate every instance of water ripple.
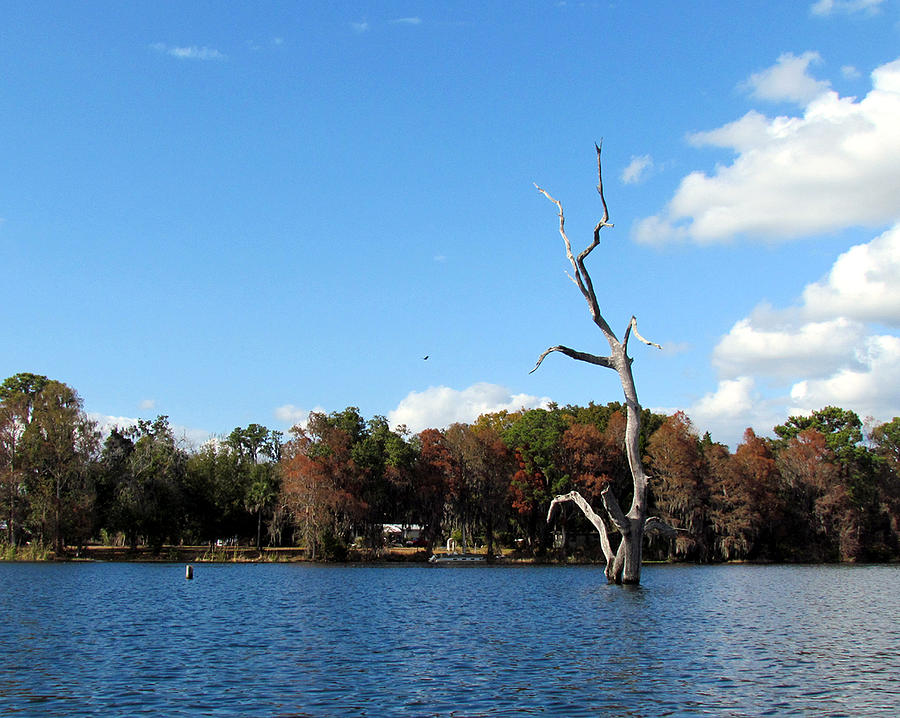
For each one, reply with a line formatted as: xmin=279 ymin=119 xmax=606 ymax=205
xmin=1 ymin=563 xmax=899 ymax=716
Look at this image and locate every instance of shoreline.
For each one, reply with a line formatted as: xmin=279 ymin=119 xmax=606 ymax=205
xmin=2 ymin=545 xmax=893 ymax=566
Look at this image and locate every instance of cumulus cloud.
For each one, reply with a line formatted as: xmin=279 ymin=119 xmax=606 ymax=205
xmin=694 ymin=222 xmax=900 ymax=445
xmin=713 ymin=316 xmax=867 ymax=380
xmin=634 ymin=56 xmax=900 ymax=244
xmin=801 ymin=224 xmax=900 ymax=325
xmin=742 ymin=52 xmax=830 ymax=104
xmin=789 ymin=335 xmax=900 ymax=417
xmin=90 ymin=413 xmax=140 ymax=435
xmin=685 ymin=377 xmax=791 ymax=448
xmin=388 ymin=383 xmax=552 ymax=434
xmin=151 ymin=43 xmax=225 ymax=61
xmin=692 ymin=377 xmax=757 ymax=419
xmin=811 ymin=0 xmax=885 ymax=15
xmin=621 ymin=155 xmax=654 ymax=184
xmin=687 ymin=378 xmax=772 ymax=442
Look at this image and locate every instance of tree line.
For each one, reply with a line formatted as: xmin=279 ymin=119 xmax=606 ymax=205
xmin=2 ymin=372 xmax=899 ymax=562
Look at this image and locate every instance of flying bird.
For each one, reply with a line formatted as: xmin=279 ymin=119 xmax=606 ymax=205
xmin=423 ymin=355 xmax=429 ymax=360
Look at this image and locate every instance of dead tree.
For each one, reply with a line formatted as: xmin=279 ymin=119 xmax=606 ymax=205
xmin=533 ymin=144 xmax=678 ymax=584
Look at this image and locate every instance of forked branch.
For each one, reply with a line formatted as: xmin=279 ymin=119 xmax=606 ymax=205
xmin=599 ymin=485 xmax=630 ymax=535
xmin=623 ymin=316 xmax=662 ymax=352
xmin=548 ymin=490 xmax=614 ymax=563
xmin=533 ymin=144 xmax=616 ymax=341
xmin=644 ymin=517 xmax=685 ymax=538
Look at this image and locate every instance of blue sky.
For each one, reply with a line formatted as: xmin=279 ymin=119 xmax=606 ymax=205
xmin=2 ymin=0 xmax=899 ymax=447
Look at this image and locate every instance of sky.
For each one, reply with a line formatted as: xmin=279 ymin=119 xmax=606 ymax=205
xmin=2 ymin=0 xmax=899 ymax=448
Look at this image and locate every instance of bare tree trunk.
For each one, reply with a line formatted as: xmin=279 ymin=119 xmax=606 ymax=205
xmin=535 ymin=144 xmax=676 ymax=584
xmin=257 ymin=507 xmax=263 ymax=551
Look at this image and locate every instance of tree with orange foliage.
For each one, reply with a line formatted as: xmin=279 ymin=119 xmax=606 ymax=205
xmin=280 ymin=427 xmax=340 ymax=560
xmin=776 ymin=428 xmax=850 ymax=560
xmin=645 ymin=412 xmax=708 ymax=559
xmin=445 ymin=423 xmax=514 ymax=560
xmin=704 ymin=428 xmax=781 ymax=561
xmin=411 ymin=428 xmax=454 ymax=554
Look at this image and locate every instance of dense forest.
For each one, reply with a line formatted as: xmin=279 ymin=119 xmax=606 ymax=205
xmin=2 ymin=372 xmax=899 ymax=563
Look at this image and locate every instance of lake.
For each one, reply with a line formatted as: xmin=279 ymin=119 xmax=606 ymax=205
xmin=1 ymin=562 xmax=898 ymax=716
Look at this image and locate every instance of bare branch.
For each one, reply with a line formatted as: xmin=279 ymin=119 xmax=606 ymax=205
xmin=600 ymin=485 xmax=630 ymax=535
xmin=534 ymin=181 xmax=617 ymax=341
xmin=533 ymin=183 xmax=575 ymax=260
xmin=578 ymin=142 xmax=614 ymax=263
xmin=548 ymin=491 xmax=613 ymax=562
xmin=644 ymin=517 xmax=686 ymax=538
xmin=595 ymin=141 xmax=611 ymax=229
xmin=623 ymin=316 xmax=661 ymax=352
xmin=530 ymin=345 xmax=614 ymax=374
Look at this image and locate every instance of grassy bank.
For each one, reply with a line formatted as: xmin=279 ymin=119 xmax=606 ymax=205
xmin=1 ymin=544 xmax=591 ymax=564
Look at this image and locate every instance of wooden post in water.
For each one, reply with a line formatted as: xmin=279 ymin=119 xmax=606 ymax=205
xmin=185 ymin=565 xmax=193 ymax=580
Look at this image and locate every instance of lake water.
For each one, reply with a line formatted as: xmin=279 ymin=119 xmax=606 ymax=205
xmin=1 ymin=562 xmax=898 ymax=716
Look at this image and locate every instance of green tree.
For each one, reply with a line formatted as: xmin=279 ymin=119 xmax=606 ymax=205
xmin=0 ymin=373 xmax=51 ymax=546
xmin=870 ymin=417 xmax=900 ymax=554
xmin=18 ymin=379 xmax=99 ymax=553
xmin=871 ymin=417 xmax=900 ymax=466
xmin=227 ymin=424 xmax=284 ymax=549
xmin=351 ymin=415 xmax=416 ymax=550
xmin=502 ymin=407 xmax=570 ymax=553
xmin=774 ymin=408 xmax=882 ymax=560
xmin=183 ymin=439 xmax=239 ymax=543
xmin=115 ymin=416 xmax=187 ymax=551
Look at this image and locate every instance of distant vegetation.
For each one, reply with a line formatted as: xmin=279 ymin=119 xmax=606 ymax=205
xmin=2 ymin=372 xmax=899 ymax=563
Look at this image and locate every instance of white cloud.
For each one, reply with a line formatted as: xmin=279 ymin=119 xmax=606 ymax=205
xmin=391 ymin=17 xmax=422 ymax=25
xmin=692 ymin=376 xmax=756 ymax=419
xmin=686 ymin=377 xmax=776 ymax=443
xmin=634 ymin=56 xmax=900 ymax=244
xmin=151 ymin=43 xmax=225 ymax=61
xmin=351 ymin=21 xmax=370 ymax=33
xmin=697 ymin=222 xmax=900 ymax=445
xmin=713 ymin=316 xmax=866 ymax=380
xmin=801 ymin=223 xmax=900 ymax=325
xmin=90 ymin=413 xmax=140 ymax=435
xmin=621 ymin=155 xmax=654 ymax=184
xmin=685 ymin=377 xmax=792 ymax=448
xmin=742 ymin=51 xmax=830 ymax=104
xmin=811 ymin=0 xmax=885 ymax=16
xmin=388 ymin=383 xmax=552 ymax=434
xmin=139 ymin=399 xmax=156 ymax=411
xmin=789 ymin=334 xmax=900 ymax=416
xmin=842 ymin=65 xmax=862 ymax=80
